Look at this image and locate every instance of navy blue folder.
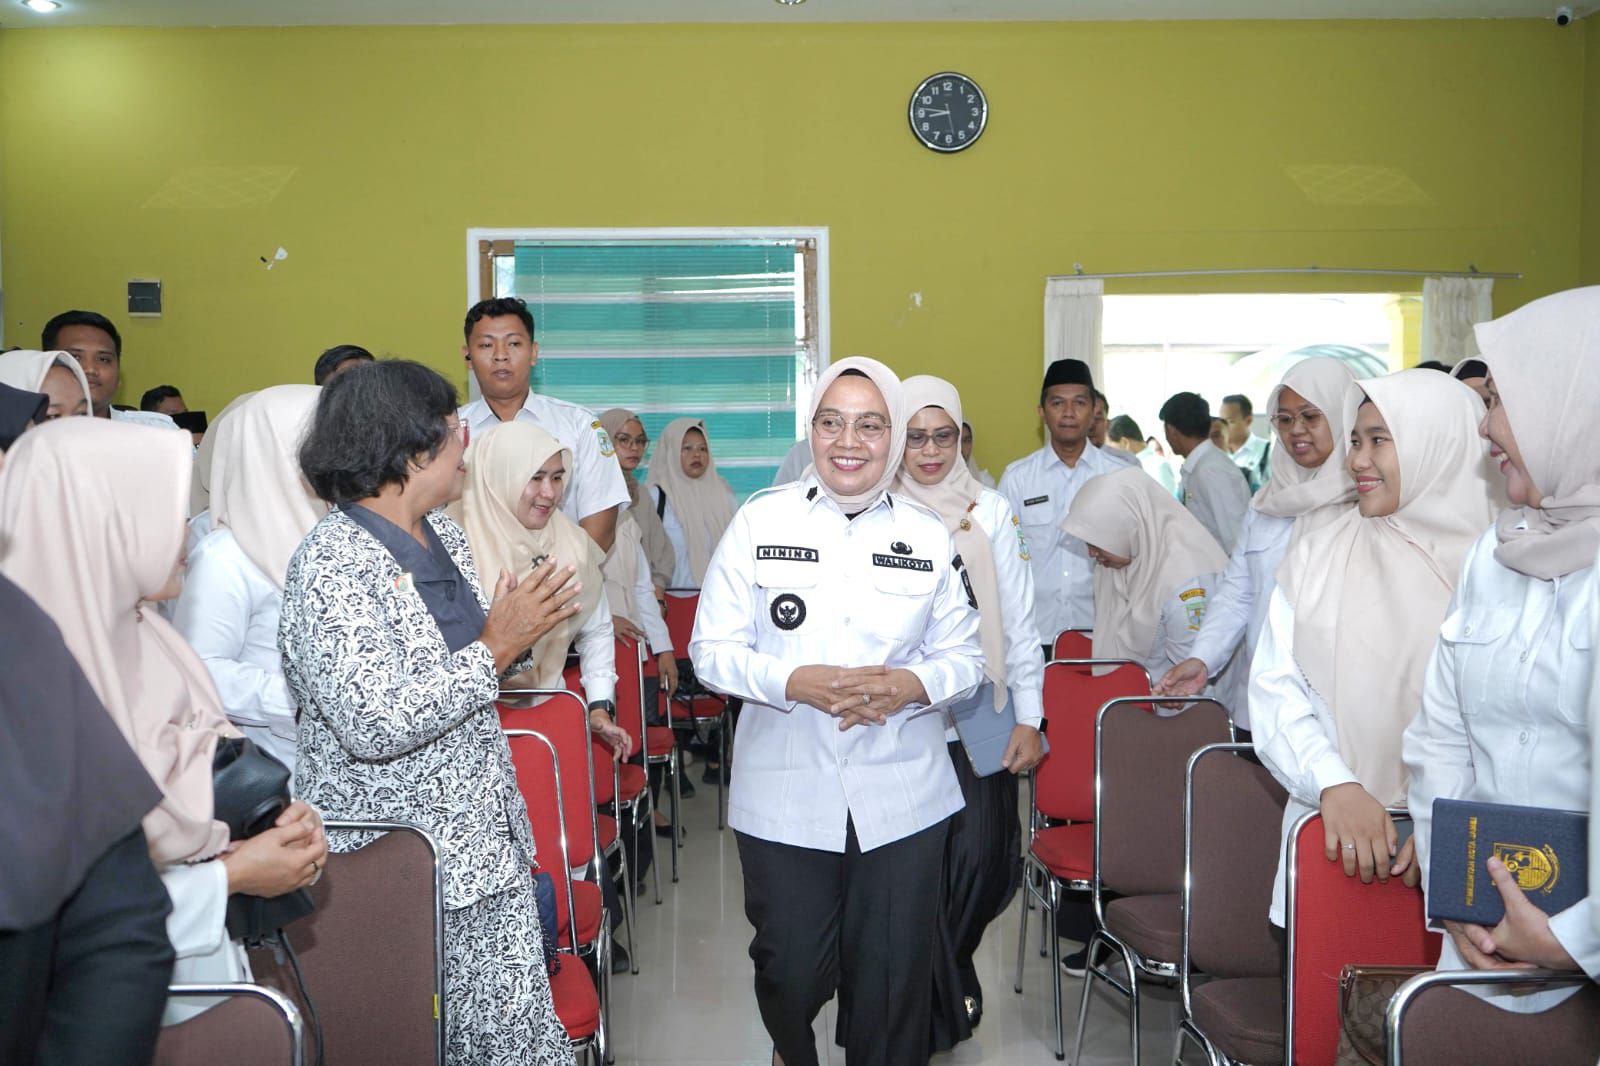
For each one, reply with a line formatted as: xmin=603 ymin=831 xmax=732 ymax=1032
xmin=1426 ymin=798 xmax=1587 ymax=926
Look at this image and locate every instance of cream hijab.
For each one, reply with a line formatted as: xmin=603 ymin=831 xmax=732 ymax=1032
xmin=0 ymin=419 xmax=234 ymax=866
xmin=0 ymin=350 xmax=92 ymax=417
xmin=596 ymin=407 xmax=646 ymax=623
xmin=1251 ymin=357 xmax=1360 ymax=555
xmin=1061 ymin=466 xmax=1229 ymax=665
xmin=1277 ymin=370 xmax=1497 ymax=806
xmin=190 ymin=390 xmax=257 ymax=518
xmin=894 ymin=376 xmax=1007 ymax=708
xmin=209 ymin=385 xmax=327 ymax=590
xmin=644 ymin=418 xmax=737 ymax=585
xmin=460 ymin=421 xmax=604 ymax=689
xmin=804 ymin=357 xmax=908 ymax=512
xmin=1475 ymin=286 xmax=1600 ymax=580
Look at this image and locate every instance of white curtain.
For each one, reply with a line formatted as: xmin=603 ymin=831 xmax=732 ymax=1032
xmin=1421 ymin=276 xmax=1494 ymax=366
xmin=1043 ymin=277 xmax=1105 ymax=386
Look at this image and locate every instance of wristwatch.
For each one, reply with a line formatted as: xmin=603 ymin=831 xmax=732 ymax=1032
xmin=587 ymin=699 xmax=616 ymax=716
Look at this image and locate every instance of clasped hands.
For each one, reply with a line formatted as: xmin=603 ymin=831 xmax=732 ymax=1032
xmin=786 ymin=664 xmax=927 ymax=731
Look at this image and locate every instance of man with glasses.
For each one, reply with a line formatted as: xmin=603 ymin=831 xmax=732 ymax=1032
xmin=457 ymin=297 xmax=629 ymax=551
xmin=1221 ymin=393 xmax=1270 ymax=491
xmin=999 ymin=359 xmax=1123 ymax=656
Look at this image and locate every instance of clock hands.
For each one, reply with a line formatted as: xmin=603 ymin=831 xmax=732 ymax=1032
xmin=922 ymin=108 xmax=951 ymax=118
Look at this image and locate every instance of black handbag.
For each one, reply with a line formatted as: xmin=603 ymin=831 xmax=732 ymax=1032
xmin=210 ymin=737 xmax=314 ymax=942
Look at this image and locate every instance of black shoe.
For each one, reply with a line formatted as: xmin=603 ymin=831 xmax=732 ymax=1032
xmin=963 ymin=994 xmax=982 ymax=1029
xmin=702 ymin=764 xmax=729 ymax=785
xmin=1060 ymin=949 xmax=1087 ymax=978
xmin=633 ymin=879 xmax=649 ymax=898
xmin=611 ymin=944 xmax=631 ymax=974
xmin=678 ymin=777 xmax=697 ymax=799
xmin=654 ymin=823 xmax=680 ymax=839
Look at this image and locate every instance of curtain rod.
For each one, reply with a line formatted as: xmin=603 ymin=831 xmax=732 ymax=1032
xmin=1047 ymin=264 xmax=1521 ymax=281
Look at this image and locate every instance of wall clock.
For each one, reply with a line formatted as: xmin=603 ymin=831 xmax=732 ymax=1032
xmin=908 ymin=72 xmax=987 ymax=153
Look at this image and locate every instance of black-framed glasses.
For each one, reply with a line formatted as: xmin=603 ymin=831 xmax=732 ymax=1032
xmin=905 ymin=428 xmax=959 ymax=449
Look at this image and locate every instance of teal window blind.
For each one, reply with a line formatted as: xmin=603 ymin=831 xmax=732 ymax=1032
xmin=492 ymin=238 xmax=819 ymax=501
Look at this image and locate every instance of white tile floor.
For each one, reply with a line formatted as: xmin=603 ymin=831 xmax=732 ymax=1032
xmin=607 ymin=787 xmax=1188 ymax=1066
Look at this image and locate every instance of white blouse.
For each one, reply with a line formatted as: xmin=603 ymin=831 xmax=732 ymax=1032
xmin=1142 ymin=571 xmax=1223 ymax=708
xmin=174 ymin=529 xmax=298 ymax=770
xmin=160 ymin=860 xmax=247 ymax=1025
xmin=650 ymin=482 xmax=734 ymax=593
xmin=1404 ymin=529 xmax=1598 ymax=1011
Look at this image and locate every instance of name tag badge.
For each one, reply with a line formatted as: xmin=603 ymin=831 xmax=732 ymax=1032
xmin=1023 ymin=495 xmax=1049 ymax=507
xmin=756 ymin=545 xmax=820 ymax=562
xmin=871 ymin=553 xmax=934 ymax=572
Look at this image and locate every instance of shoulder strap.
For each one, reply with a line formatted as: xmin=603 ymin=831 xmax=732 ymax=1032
xmin=656 ymin=486 xmax=668 ymax=519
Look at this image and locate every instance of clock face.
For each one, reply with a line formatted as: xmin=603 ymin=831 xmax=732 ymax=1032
xmin=909 ymin=72 xmax=987 ymax=153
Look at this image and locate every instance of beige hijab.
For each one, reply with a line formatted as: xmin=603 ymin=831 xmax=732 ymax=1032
xmin=0 ymin=418 xmax=234 ymax=866
xmin=894 ymin=375 xmax=1007 ymax=708
xmin=190 ymin=390 xmax=258 ymax=518
xmin=0 ymin=350 xmax=92 ymax=416
xmin=643 ymin=417 xmax=737 ymax=584
xmin=1475 ymin=286 xmax=1600 ymax=580
xmin=1251 ymin=357 xmax=1360 ymax=555
xmin=460 ymin=421 xmax=604 ymax=689
xmin=804 ymin=357 xmax=908 ymax=512
xmin=1062 ymin=466 xmax=1229 ymax=665
xmin=1277 ymin=370 xmax=1497 ymax=806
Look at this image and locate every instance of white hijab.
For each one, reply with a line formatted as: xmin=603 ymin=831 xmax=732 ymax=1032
xmin=1475 ymin=286 xmax=1600 ymax=579
xmin=894 ymin=375 xmax=1006 ymax=708
xmin=1277 ymin=370 xmax=1497 ymax=806
xmin=643 ymin=417 xmax=736 ymax=585
xmin=804 ymin=357 xmax=907 ymax=512
xmin=1251 ymin=357 xmax=1360 ymax=554
xmin=0 ymin=350 xmax=92 ymax=417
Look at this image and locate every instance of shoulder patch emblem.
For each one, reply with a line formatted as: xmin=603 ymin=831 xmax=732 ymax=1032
xmin=1181 ymin=588 xmax=1207 ymax=631
xmin=593 ymin=421 xmax=615 ymax=458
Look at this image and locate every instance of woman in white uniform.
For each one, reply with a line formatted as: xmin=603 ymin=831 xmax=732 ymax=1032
xmin=1156 ymin=358 xmax=1359 ymax=739
xmin=893 ymin=375 xmax=1044 ymax=1045
xmin=1060 ymin=465 xmax=1231 ymax=691
xmin=175 ymin=385 xmax=326 ymax=771
xmin=0 ymin=419 xmax=327 ymax=1025
xmin=690 ymin=357 xmax=983 ymax=1066
xmin=1250 ymin=370 xmax=1495 ymax=929
xmin=1403 ymin=286 xmax=1600 ymax=1010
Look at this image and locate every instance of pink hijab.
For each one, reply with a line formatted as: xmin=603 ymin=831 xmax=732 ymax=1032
xmin=0 ymin=419 xmax=234 ymax=865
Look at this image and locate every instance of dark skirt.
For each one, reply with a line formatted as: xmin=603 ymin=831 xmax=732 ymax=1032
xmin=928 ymin=740 xmax=1022 ymax=1052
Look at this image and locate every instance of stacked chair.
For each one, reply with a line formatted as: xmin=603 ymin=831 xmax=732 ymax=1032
xmin=660 ymin=591 xmax=731 ymax=829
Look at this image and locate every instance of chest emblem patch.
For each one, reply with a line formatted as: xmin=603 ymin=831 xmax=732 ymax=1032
xmin=771 ymin=593 xmax=807 ymax=631
xmin=890 ymin=540 xmax=913 ymax=555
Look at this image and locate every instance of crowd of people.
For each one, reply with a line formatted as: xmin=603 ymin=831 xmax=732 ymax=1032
xmin=0 ymin=285 xmax=1594 ymax=1066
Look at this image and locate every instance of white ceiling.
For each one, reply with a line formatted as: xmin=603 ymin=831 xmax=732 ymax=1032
xmin=0 ymin=0 xmax=1586 ymax=28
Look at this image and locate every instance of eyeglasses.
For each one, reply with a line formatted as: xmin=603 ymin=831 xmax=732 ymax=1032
xmin=448 ymin=421 xmax=470 ymax=447
xmin=905 ymin=427 xmax=960 ymax=449
xmin=612 ymin=432 xmax=649 ymax=448
xmin=812 ymin=412 xmax=890 ymax=442
xmin=1271 ymin=410 xmax=1324 ymax=432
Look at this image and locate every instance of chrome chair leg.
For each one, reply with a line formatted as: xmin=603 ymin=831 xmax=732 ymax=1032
xmin=1069 ymin=930 xmax=1105 ymax=1066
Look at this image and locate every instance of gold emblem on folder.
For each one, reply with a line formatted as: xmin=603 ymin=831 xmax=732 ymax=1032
xmin=1492 ymin=842 xmax=1560 ymax=895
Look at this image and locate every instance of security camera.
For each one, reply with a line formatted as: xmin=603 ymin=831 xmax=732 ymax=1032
xmin=1555 ymin=5 xmax=1573 ymax=25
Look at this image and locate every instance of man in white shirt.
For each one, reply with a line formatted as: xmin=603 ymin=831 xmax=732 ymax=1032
xmin=1221 ymin=393 xmax=1270 ymax=492
xmin=44 ymin=310 xmax=181 ymax=431
xmin=456 ymin=297 xmax=629 ymax=552
xmin=1092 ymin=390 xmax=1140 ymax=471
xmin=1000 ymin=359 xmax=1123 ymax=650
xmin=1160 ymin=391 xmax=1252 ymax=554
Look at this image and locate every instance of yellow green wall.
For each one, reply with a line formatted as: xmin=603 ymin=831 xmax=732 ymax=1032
xmin=0 ymin=20 xmax=1587 ymax=469
xmin=1584 ymin=14 xmax=1600 ymax=286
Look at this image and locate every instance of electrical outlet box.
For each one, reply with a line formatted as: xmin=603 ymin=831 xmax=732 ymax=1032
xmin=128 ymin=279 xmax=162 ymax=317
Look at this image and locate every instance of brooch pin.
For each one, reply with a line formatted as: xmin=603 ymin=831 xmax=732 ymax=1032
xmin=394 ymin=571 xmax=416 ymax=594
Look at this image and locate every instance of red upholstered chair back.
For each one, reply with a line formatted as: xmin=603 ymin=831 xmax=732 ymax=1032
xmin=504 ymin=730 xmax=581 ymax=951
xmin=1034 ymin=660 xmax=1151 ymax=823
xmin=498 ymin=690 xmax=599 ymax=868
xmin=1287 ymin=813 xmax=1442 ymax=1066
xmin=612 ymin=636 xmax=648 ymax=753
xmin=662 ymin=591 xmax=700 ymax=656
xmin=1052 ymin=628 xmax=1094 ymax=660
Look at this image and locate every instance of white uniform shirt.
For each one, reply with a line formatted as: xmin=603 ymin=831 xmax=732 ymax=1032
xmin=773 ymin=438 xmax=811 ymax=487
xmin=999 ymin=443 xmax=1122 ymax=644
xmin=1137 ymin=444 xmax=1180 ymax=498
xmin=110 ymin=408 xmax=182 ymax=431
xmin=650 ymin=482 xmax=735 ymax=592
xmin=1143 ymin=573 xmax=1219 ymax=701
xmin=690 ymin=477 xmax=983 ymax=853
xmin=186 ymin=509 xmax=214 ymax=560
xmin=1403 ymin=529 xmax=1599 ymax=1010
xmin=1249 ymin=586 xmax=1360 ymax=925
xmin=961 ymin=488 xmax=1045 ymax=734
xmin=161 ymin=861 xmax=248 ymax=1024
xmin=173 ymin=528 xmax=299 ymax=770
xmin=1230 ymin=434 xmax=1271 ymax=491
xmin=459 ymin=391 xmax=630 ymax=524
xmin=1179 ymin=439 xmax=1253 ymax=554
xmin=1187 ymin=508 xmax=1294 ymax=730
xmin=1099 ymin=444 xmax=1141 ymax=469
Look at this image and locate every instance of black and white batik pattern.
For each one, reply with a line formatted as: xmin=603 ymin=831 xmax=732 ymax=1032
xmin=445 ymin=880 xmax=574 ymax=1066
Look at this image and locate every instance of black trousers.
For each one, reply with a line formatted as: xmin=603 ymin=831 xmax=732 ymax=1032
xmin=0 ymin=827 xmax=174 ymax=1066
xmin=736 ymin=817 xmax=950 ymax=1066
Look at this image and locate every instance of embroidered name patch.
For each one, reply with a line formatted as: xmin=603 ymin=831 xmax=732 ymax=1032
xmin=872 ymin=554 xmax=934 ymax=572
xmin=1023 ymin=495 xmax=1049 ymax=507
xmin=756 ymin=545 xmax=820 ymax=562
xmin=770 ymin=593 xmax=807 ymax=630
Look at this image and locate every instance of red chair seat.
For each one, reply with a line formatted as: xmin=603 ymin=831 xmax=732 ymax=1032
xmin=547 ymin=872 xmax=603 ymax=946
xmin=548 ymin=955 xmax=600 ymax=1039
xmin=617 ymin=763 xmax=646 ymax=802
xmin=596 ymin=814 xmax=617 ymax=851
xmin=1029 ymin=823 xmax=1094 ymax=882
xmin=645 ymin=726 xmax=675 ymax=757
xmin=670 ymin=694 xmax=725 ymax=722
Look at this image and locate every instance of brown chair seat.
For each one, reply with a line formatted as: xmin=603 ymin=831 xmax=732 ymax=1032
xmin=1398 ymin=982 xmax=1600 ymax=1066
xmin=1191 ymin=977 xmax=1285 ymax=1066
xmin=1104 ymin=892 xmax=1182 ymax=963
